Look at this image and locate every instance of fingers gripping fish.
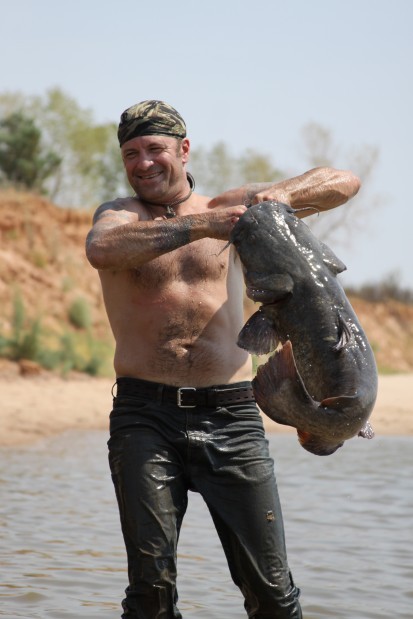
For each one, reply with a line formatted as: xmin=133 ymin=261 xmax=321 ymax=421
xmin=230 ymin=201 xmax=378 ymax=456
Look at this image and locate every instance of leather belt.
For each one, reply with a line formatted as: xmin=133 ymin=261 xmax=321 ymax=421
xmin=115 ymin=377 xmax=255 ymax=408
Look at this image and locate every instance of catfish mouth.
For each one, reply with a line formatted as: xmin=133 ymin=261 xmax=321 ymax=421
xmin=246 ymin=286 xmax=279 ymax=304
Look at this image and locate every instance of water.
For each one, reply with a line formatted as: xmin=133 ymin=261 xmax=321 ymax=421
xmin=1 ymin=431 xmax=412 ymax=619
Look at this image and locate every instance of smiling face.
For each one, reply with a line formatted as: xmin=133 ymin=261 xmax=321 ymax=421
xmin=121 ymin=134 xmax=190 ymax=203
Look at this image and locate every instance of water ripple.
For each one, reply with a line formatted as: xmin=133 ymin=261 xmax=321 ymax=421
xmin=0 ymin=431 xmax=412 ymax=618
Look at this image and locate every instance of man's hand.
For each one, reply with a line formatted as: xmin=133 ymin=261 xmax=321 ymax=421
xmin=206 ymin=204 xmax=247 ymax=240
xmin=251 ymin=187 xmax=291 ymax=206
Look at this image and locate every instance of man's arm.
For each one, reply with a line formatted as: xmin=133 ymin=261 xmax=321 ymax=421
xmin=209 ymin=167 xmax=361 ymax=217
xmin=85 ymin=198 xmax=246 ymax=271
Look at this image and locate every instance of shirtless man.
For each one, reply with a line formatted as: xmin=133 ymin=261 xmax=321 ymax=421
xmin=86 ymin=100 xmax=360 ymax=619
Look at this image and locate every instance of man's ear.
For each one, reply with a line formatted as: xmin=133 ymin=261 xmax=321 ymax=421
xmin=181 ymin=138 xmax=190 ymax=164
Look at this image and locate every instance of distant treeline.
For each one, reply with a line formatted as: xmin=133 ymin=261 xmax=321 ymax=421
xmin=0 ymin=88 xmax=379 ymax=214
xmin=346 ymin=273 xmax=413 ymax=304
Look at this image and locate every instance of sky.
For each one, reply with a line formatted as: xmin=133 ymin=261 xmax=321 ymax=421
xmin=1 ymin=0 xmax=412 ymax=289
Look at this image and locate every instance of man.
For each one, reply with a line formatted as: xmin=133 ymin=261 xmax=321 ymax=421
xmin=86 ymin=100 xmax=360 ymax=618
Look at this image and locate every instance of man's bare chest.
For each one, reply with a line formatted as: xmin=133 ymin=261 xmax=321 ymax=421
xmin=129 ymin=237 xmax=229 ymax=289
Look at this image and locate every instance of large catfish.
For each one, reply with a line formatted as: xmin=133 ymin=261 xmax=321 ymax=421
xmin=230 ymin=201 xmax=378 ymax=456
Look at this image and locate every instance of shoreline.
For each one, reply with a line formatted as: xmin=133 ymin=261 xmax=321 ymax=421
xmin=0 ymin=373 xmax=411 ymax=447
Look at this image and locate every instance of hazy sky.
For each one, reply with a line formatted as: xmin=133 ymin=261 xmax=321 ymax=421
xmin=1 ymin=0 xmax=412 ymax=288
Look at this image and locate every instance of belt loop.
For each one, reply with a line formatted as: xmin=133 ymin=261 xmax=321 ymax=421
xmin=156 ymin=383 xmax=164 ymax=404
xmin=206 ymin=388 xmax=217 ymax=407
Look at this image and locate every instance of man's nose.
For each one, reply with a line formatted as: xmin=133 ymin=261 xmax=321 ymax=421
xmin=134 ymin=154 xmax=154 ymax=171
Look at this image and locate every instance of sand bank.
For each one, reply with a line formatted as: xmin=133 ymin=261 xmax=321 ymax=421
xmin=0 ymin=373 xmax=411 ymax=447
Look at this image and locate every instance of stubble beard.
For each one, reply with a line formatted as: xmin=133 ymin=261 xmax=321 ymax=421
xmin=133 ymin=169 xmax=187 ymax=206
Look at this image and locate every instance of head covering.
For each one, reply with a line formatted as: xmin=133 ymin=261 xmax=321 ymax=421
xmin=117 ymin=100 xmax=187 ymax=146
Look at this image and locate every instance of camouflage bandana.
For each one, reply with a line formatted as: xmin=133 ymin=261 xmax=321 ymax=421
xmin=117 ymin=100 xmax=187 ymax=146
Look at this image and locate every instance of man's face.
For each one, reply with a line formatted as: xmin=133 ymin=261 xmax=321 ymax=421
xmin=121 ymin=134 xmax=190 ymax=202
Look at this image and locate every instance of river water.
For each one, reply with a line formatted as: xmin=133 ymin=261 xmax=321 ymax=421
xmin=0 ymin=431 xmax=412 ymax=619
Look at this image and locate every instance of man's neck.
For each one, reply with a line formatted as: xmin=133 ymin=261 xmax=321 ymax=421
xmin=138 ymin=172 xmax=195 ymax=218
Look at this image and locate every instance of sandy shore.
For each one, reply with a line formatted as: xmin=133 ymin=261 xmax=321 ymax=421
xmin=0 ymin=372 xmax=411 ymax=447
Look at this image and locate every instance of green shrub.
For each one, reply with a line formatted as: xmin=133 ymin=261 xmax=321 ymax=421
xmin=1 ymin=293 xmax=43 ymax=362
xmin=68 ymin=297 xmax=91 ymax=329
xmin=61 ymin=276 xmax=75 ymax=292
xmin=0 ymin=293 xmax=114 ymax=377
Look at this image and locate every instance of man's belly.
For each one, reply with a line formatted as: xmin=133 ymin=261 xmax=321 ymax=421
xmin=113 ymin=333 xmax=253 ymax=387
xmin=102 ymin=255 xmax=250 ymax=386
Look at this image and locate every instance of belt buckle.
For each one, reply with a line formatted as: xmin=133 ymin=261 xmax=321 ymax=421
xmin=177 ymin=387 xmax=197 ymax=408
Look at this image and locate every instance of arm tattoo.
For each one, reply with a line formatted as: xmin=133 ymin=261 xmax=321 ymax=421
xmin=161 ymin=216 xmax=192 ymax=250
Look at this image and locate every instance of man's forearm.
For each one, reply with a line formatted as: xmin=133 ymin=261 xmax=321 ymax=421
xmin=210 ymin=167 xmax=361 ymax=216
xmin=258 ymin=167 xmax=361 ymax=213
xmin=86 ymin=205 xmax=246 ymax=271
xmin=87 ymin=215 xmax=206 ymax=270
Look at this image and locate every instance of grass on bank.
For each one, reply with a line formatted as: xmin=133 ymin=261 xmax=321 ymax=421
xmin=1 ymin=274 xmax=411 ymax=377
xmin=0 ymin=293 xmax=113 ymax=377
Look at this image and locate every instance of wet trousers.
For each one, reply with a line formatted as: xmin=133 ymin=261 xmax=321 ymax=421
xmin=108 ymin=379 xmax=302 ymax=619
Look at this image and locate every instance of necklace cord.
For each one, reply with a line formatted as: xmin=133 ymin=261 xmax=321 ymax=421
xmin=140 ymin=172 xmax=195 ymax=218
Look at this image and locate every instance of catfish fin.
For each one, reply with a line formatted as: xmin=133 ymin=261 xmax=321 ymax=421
xmin=332 ymin=313 xmax=355 ymax=351
xmin=320 ymin=241 xmax=347 ymax=275
xmin=237 ymin=310 xmax=279 ymax=355
xmin=358 ymin=421 xmax=374 ymax=439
